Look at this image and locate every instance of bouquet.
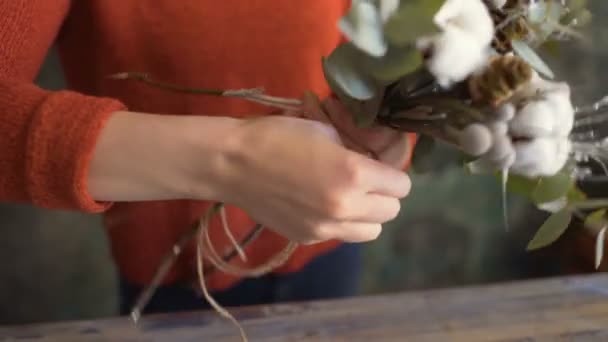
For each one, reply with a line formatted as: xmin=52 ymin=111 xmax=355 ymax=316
xmin=322 ymin=0 xmax=606 ymax=263
xmin=112 ymin=0 xmax=608 ymax=340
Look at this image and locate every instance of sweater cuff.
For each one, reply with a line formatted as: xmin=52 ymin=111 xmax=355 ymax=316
xmin=26 ymin=90 xmax=127 ymax=213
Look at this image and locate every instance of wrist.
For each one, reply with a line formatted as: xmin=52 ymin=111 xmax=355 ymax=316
xmin=177 ymin=115 xmax=246 ymax=202
xmin=87 ymin=111 xmax=244 ymax=202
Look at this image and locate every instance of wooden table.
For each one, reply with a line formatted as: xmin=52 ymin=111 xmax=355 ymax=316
xmin=2 ymin=274 xmax=608 ymax=341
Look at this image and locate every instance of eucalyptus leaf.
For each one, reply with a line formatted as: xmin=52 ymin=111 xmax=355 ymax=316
xmin=352 ymin=88 xmax=386 ymax=127
xmin=511 ymin=40 xmax=555 ymax=79
xmin=527 ymin=209 xmax=573 ymax=251
xmin=322 ymin=43 xmax=379 ymax=101
xmin=322 ymin=46 xmax=383 ymax=127
xmin=383 ymin=0 xmax=444 ymax=46
xmin=596 ymin=226 xmax=606 ymax=269
xmin=363 ymin=45 xmax=423 ymax=84
xmin=339 ymin=0 xmax=388 ymax=57
xmin=531 ymin=171 xmax=574 ymax=205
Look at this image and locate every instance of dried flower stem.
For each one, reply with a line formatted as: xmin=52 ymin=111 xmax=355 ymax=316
xmin=129 ymin=202 xmax=265 ymax=322
xmin=196 ymin=205 xmax=297 ymax=342
xmin=108 ymin=72 xmax=302 ymax=112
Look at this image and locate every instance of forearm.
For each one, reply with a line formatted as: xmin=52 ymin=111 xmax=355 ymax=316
xmin=87 ymin=111 xmax=242 ymax=203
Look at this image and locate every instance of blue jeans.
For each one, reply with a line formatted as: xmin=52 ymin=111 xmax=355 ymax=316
xmin=119 ymin=243 xmax=362 ymax=315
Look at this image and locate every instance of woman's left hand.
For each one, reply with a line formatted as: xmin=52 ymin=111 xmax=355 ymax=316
xmin=300 ymin=92 xmax=413 ymax=170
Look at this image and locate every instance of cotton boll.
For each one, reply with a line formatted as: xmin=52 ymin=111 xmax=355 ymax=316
xmin=482 ymin=132 xmax=516 ymax=169
xmin=418 ymin=26 xmax=490 ymax=88
xmin=544 ymin=85 xmax=574 ymax=137
xmin=433 ymin=0 xmax=495 ymax=45
xmin=511 ymin=138 xmax=571 ymax=177
xmin=509 ymin=100 xmax=554 ymax=138
xmin=527 ymin=75 xmax=574 ymax=137
xmin=458 ymin=123 xmax=493 ymax=156
xmin=510 ymin=76 xmax=574 ymax=139
xmin=487 ymin=120 xmax=508 ymax=136
xmin=338 ymin=1 xmax=387 ymax=57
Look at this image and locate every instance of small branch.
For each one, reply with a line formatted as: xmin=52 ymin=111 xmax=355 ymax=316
xmin=571 ymin=199 xmax=608 ymax=211
xmin=108 ymin=72 xmax=302 ymax=112
xmin=108 ymin=72 xmax=224 ymax=95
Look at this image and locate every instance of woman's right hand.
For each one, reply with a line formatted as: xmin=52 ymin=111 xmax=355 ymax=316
xmin=88 ymin=101 xmax=411 ymax=244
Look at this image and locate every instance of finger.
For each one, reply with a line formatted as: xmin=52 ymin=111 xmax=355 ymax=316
xmin=376 ymin=134 xmax=412 ymax=169
xmin=323 ymin=222 xmax=383 ymax=243
xmin=354 ymin=193 xmax=402 ymax=223
xmin=333 ymin=193 xmax=402 ymax=223
xmin=356 ymin=155 xmax=412 ymax=198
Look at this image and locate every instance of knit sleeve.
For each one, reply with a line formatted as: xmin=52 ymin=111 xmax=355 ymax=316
xmin=0 ymin=0 xmax=127 ymax=212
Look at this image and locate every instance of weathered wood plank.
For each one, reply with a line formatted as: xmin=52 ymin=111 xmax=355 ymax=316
xmin=1 ymin=274 xmax=608 ymax=341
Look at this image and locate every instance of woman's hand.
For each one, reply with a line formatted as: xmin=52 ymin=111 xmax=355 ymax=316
xmin=216 ymin=113 xmax=411 ymax=244
xmin=88 ymin=107 xmax=411 ymax=244
xmin=299 ymin=92 xmax=413 ymax=170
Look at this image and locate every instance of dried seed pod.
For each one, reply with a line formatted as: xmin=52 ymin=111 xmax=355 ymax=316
xmin=468 ymin=55 xmax=534 ymax=107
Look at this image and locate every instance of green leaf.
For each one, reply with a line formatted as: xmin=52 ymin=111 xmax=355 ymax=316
xmin=506 ymin=174 xmax=540 ymax=198
xmin=322 ymin=43 xmax=384 ymax=127
xmin=511 ymin=40 xmax=555 ymax=79
xmin=531 ymin=172 xmax=574 ymax=205
xmin=586 ymin=210 xmax=606 ymax=227
xmin=527 ymin=210 xmax=573 ymax=251
xmin=338 ymin=0 xmax=387 ymax=57
xmin=352 ymin=90 xmax=386 ymax=127
xmin=567 ymin=186 xmax=587 ymax=203
xmin=383 ymin=0 xmax=444 ymax=46
xmin=363 ymin=45 xmax=423 ymax=84
xmin=566 ymin=0 xmax=587 ymax=12
xmin=322 ymin=43 xmax=378 ymax=100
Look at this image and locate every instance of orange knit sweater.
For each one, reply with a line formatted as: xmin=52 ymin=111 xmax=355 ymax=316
xmin=0 ymin=1 xmax=415 ymax=291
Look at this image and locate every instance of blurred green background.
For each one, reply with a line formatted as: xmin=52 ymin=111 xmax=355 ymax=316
xmin=2 ymin=2 xmax=608 ymax=325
